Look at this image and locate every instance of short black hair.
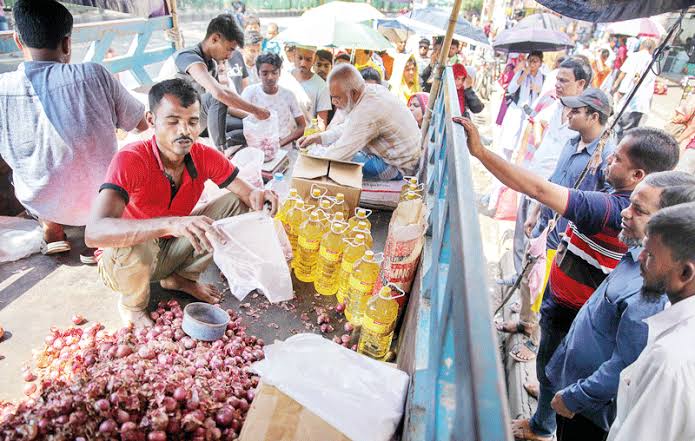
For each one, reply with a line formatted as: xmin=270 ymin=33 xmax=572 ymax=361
xmin=205 ymin=14 xmax=244 ymax=47
xmin=647 ymin=202 xmax=695 ymax=262
xmin=360 ymin=66 xmax=382 ymax=82
xmin=13 ymin=0 xmax=73 ymax=50
xmin=316 ymin=50 xmax=333 ymax=63
xmin=335 ymin=53 xmax=351 ymax=62
xmin=623 ymin=127 xmax=680 ymax=174
xmin=600 ymin=49 xmax=610 ymax=58
xmin=559 ymin=57 xmax=592 ymax=86
xmin=419 ymin=38 xmax=430 ymax=47
xmin=529 ymin=50 xmax=544 ymax=61
xmin=149 ymin=78 xmax=200 ymax=113
xmin=256 ymin=52 xmax=282 ymax=72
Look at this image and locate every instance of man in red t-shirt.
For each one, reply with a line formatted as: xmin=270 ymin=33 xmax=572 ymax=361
xmin=86 ymin=78 xmax=278 ymax=327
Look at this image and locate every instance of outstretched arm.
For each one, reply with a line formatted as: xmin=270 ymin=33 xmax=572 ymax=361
xmin=454 ymin=117 xmax=569 ymax=215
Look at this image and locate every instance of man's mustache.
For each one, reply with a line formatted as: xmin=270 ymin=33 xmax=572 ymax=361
xmin=175 ymin=136 xmax=193 ymax=143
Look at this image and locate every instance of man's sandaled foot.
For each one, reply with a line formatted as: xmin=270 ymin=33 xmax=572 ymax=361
xmin=524 ymin=381 xmax=540 ymax=399
xmin=160 ymin=273 xmax=222 ymax=304
xmin=511 ymin=419 xmax=553 ymax=441
xmin=510 ymin=339 xmax=538 ymax=363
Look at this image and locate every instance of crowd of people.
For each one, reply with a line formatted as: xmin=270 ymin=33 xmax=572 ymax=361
xmin=459 ymin=13 xmax=695 ymax=441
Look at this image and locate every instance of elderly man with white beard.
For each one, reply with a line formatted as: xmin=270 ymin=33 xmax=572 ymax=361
xmin=298 ymin=63 xmax=421 ymax=181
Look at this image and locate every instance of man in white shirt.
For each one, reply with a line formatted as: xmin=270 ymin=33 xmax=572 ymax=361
xmin=607 ymin=202 xmax=695 ymax=441
xmin=298 ymin=64 xmax=421 ymax=180
xmin=292 ymin=45 xmax=332 ymax=128
xmin=241 ymin=52 xmax=306 ymax=147
xmin=611 ymin=39 xmax=656 ymax=140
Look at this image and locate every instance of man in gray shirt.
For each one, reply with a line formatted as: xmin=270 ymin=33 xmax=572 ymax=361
xmin=0 ymin=0 xmax=147 ymax=263
xmin=174 ymin=14 xmax=269 ymax=150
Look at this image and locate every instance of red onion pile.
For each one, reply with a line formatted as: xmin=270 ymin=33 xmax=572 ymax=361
xmin=0 ymin=300 xmax=262 ymax=440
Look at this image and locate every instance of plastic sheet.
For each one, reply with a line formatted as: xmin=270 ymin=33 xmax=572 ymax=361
xmin=243 ymin=112 xmax=280 ymax=162
xmin=251 ymin=333 xmax=409 ymax=441
xmin=0 ymin=216 xmax=43 ymax=263
xmin=211 ymin=212 xmax=293 ymax=303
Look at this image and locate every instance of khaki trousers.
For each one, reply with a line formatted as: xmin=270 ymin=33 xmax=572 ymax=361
xmin=98 ymin=192 xmax=247 ymax=311
xmin=519 ymin=251 xmax=540 ymax=343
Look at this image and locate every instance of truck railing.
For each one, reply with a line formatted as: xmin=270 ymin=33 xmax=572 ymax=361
xmin=0 ymin=15 xmax=175 ymax=86
xmin=401 ymin=67 xmax=511 ymax=440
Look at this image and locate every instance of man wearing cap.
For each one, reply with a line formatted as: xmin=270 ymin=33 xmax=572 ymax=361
xmin=455 ymin=89 xmax=682 ymax=441
xmin=292 ymin=45 xmax=332 ymax=128
xmin=416 ymin=38 xmax=431 ymax=75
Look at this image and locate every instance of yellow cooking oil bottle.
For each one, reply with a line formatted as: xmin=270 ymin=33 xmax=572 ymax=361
xmin=336 ymin=234 xmax=367 ymax=305
xmin=399 ymin=183 xmax=424 ymax=202
xmin=313 ymin=220 xmax=349 ymax=295
xmin=402 ymin=189 xmax=423 ymax=202
xmin=294 ymin=211 xmax=325 ymax=282
xmin=285 ymin=199 xmax=306 ymax=259
xmin=309 ymin=185 xmax=327 ymax=205
xmin=276 ymin=188 xmax=300 ymax=224
xmin=313 ymin=198 xmax=334 ymax=232
xmin=303 ymin=117 xmax=320 ymax=137
xmin=358 ymin=284 xmax=405 ymax=359
xmin=399 ymin=177 xmax=419 ymax=199
xmin=344 ymin=251 xmax=383 ymax=326
xmin=348 ymin=220 xmax=373 ymax=248
xmin=332 ymin=193 xmax=350 ymax=220
xmin=348 ymin=208 xmax=372 ymax=233
xmin=332 ymin=211 xmax=346 ymax=224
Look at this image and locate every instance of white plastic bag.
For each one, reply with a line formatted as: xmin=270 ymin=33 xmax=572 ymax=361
xmin=243 ymin=112 xmax=280 ymax=161
xmin=0 ymin=216 xmax=43 ymax=263
xmin=251 ymin=333 xmax=409 ymax=441
xmin=211 ymin=212 xmax=293 ymax=303
xmin=231 ymin=147 xmax=265 ymax=189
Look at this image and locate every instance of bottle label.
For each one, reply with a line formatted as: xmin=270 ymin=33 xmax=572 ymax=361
xmin=362 ymin=315 xmax=393 ymax=335
xmin=319 ymin=246 xmax=341 ymax=262
xmin=298 ymin=237 xmax=320 ymax=251
xmin=341 ymin=260 xmax=355 ymax=273
xmin=349 ymin=276 xmax=373 ymax=293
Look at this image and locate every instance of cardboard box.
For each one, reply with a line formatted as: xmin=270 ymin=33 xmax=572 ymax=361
xmin=290 ymin=154 xmax=363 ymax=215
xmin=239 ymin=383 xmax=351 ymax=441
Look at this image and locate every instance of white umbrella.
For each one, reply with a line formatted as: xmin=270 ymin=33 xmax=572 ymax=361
xmin=606 ymin=17 xmax=666 ymax=37
xmin=301 ymin=1 xmax=384 ymax=23
xmin=274 ymin=16 xmax=393 ymax=51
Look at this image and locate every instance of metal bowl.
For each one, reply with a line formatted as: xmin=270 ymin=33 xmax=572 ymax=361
xmin=182 ymin=302 xmax=230 ymax=341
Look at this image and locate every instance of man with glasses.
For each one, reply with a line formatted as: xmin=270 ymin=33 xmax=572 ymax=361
xmin=416 ymin=38 xmax=431 ymax=74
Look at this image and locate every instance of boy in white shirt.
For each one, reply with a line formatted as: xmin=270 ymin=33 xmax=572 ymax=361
xmin=241 ymin=52 xmax=306 ymax=147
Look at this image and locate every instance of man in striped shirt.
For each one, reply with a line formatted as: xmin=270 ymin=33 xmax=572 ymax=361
xmin=456 ymin=103 xmax=680 ymax=441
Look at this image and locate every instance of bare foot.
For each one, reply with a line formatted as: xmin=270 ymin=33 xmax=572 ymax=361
xmin=511 ymin=419 xmax=552 ymax=441
xmin=524 ymin=381 xmax=540 ymax=399
xmin=160 ymin=273 xmax=222 ymax=304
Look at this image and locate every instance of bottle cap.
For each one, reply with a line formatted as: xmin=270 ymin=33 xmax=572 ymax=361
xmin=274 ymin=172 xmax=284 ymax=181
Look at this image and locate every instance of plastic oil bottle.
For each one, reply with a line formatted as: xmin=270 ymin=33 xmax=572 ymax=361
xmin=399 ymin=176 xmax=419 ymax=199
xmin=344 ymin=251 xmax=382 ymax=326
xmin=348 ymin=220 xmax=373 ymax=248
xmin=276 ymin=188 xmax=300 ymax=224
xmin=332 ymin=193 xmax=350 ymax=220
xmin=336 ymin=234 xmax=367 ymax=305
xmin=399 ymin=183 xmax=424 ymax=202
xmin=332 ymin=211 xmax=346 ymax=224
xmin=303 ymin=117 xmax=320 ymax=137
xmin=285 ymin=199 xmax=306 ymax=259
xmin=295 ymin=211 xmax=325 ymax=282
xmin=313 ymin=198 xmax=334 ymax=233
xmin=348 ymin=208 xmax=372 ymax=233
xmin=314 ymin=220 xmax=349 ymax=296
xmin=358 ymin=285 xmax=405 ymax=360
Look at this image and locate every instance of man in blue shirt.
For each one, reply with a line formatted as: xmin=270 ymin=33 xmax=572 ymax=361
xmin=548 ymin=172 xmax=695 ymax=440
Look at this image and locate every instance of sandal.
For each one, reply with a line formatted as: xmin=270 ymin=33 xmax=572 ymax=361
xmin=510 ymin=339 xmax=538 ymax=363
xmin=495 ymin=320 xmax=529 ymax=336
xmin=40 ymin=234 xmax=71 ymax=255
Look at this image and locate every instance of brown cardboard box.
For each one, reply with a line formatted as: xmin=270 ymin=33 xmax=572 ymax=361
xmin=290 ymin=154 xmax=363 ymax=215
xmin=238 ymin=383 xmax=352 ymax=441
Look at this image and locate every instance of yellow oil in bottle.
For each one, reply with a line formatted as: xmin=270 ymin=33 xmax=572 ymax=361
xmin=336 ymin=234 xmax=367 ymax=305
xmin=399 ymin=183 xmax=424 ymax=202
xmin=332 ymin=211 xmax=346 ymax=224
xmin=313 ymin=199 xmax=333 ymax=233
xmin=344 ymin=251 xmax=381 ymax=326
xmin=399 ymin=177 xmax=419 ymax=199
xmin=347 ymin=220 xmax=373 ymax=248
xmin=303 ymin=117 xmax=319 ymax=137
xmin=285 ymin=199 xmax=306 ymax=260
xmin=358 ymin=285 xmax=403 ymax=359
xmin=348 ymin=208 xmax=372 ymax=233
xmin=332 ymin=193 xmax=350 ymax=219
xmin=294 ymin=212 xmax=324 ymax=282
xmin=276 ymin=188 xmax=300 ymax=224
xmin=314 ymin=221 xmax=349 ymax=296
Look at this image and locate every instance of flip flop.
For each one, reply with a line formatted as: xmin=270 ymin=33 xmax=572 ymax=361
xmin=510 ymin=339 xmax=538 ymax=363
xmin=40 ymin=235 xmax=71 ymax=255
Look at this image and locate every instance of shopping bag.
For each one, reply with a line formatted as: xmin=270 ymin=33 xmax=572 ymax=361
xmin=210 ymin=212 xmax=293 ymax=303
xmin=0 ymin=216 xmax=43 ymax=263
xmin=243 ymin=112 xmax=280 ymax=161
xmin=231 ymin=147 xmax=265 ymax=189
xmin=251 ymin=333 xmax=409 ymax=441
xmin=493 ymin=186 xmax=518 ymax=221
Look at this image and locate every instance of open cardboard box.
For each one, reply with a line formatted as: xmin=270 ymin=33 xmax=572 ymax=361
xmin=290 ymin=154 xmax=363 ymax=215
xmin=238 ymin=382 xmax=351 ymax=441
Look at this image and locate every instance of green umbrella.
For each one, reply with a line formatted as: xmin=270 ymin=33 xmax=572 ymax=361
xmin=273 ymin=16 xmax=393 ymax=51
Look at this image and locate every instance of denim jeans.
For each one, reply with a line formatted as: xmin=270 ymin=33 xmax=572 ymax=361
xmin=529 ymin=289 xmax=577 ymax=436
xmin=352 ymin=151 xmax=402 ymax=181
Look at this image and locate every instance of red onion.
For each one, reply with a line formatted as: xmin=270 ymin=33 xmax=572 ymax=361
xmin=71 ymin=314 xmax=86 ymax=325
xmin=138 ymin=346 xmax=155 ymax=360
xmin=162 ymin=396 xmax=177 ymax=412
xmin=173 ymin=386 xmax=188 ymax=401
xmin=344 ymin=323 xmax=354 ymax=333
xmin=116 ymin=409 xmax=130 ymax=424
xmin=99 ymin=418 xmax=117 ymax=433
xmin=94 ymin=398 xmax=110 ymax=412
xmin=23 ymin=383 xmax=36 ymax=396
xmin=215 ymin=407 xmax=234 ymax=427
xmin=22 ymin=371 xmax=36 ymax=382
xmin=148 ymin=431 xmax=167 ymax=441
xmin=116 ymin=344 xmax=133 ymax=358
xmin=336 ymin=303 xmax=346 ymax=313
xmin=341 ymin=334 xmax=351 ymax=344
